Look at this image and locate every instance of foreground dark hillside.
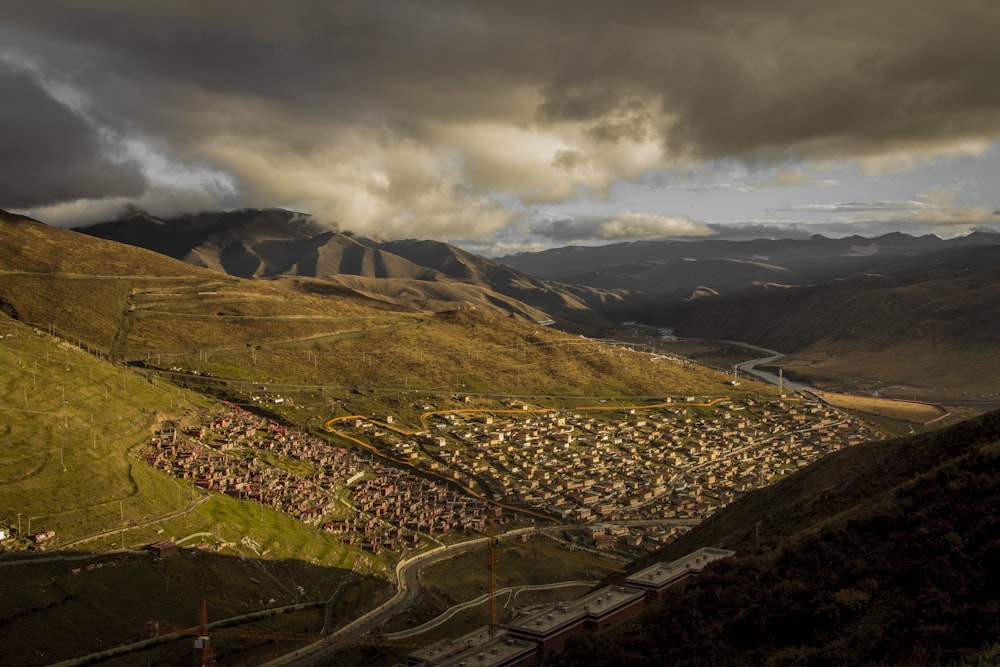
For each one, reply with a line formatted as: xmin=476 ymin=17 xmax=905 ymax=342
xmin=554 ymin=410 xmax=1000 ymax=666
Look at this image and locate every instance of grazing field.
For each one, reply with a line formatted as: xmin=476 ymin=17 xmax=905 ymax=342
xmin=0 ymin=315 xmax=214 ymax=544
xmin=815 ymin=391 xmax=948 ymax=425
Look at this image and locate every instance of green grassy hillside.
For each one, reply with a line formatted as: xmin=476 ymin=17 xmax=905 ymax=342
xmin=0 ymin=313 xmax=212 ymax=543
xmin=0 ymin=314 xmax=388 ymax=665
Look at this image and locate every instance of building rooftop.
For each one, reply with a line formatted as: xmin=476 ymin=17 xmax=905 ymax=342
xmin=407 ymin=629 xmax=535 ymax=667
xmin=626 ymin=546 xmax=735 ymax=589
xmin=510 ymin=585 xmax=645 ymax=637
xmin=431 ymin=634 xmax=537 ymax=667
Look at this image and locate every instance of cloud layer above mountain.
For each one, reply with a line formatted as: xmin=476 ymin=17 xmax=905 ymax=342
xmin=3 ymin=0 xmax=1000 ymax=250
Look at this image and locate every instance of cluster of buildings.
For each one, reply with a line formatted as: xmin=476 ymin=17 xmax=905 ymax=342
xmin=340 ymin=397 xmax=878 ymax=531
xmin=329 ymin=467 xmax=502 ymax=553
xmin=143 ymin=405 xmax=502 ymax=552
xmin=145 ymin=410 xmax=355 ymax=525
xmin=137 ymin=396 xmax=881 ymax=663
xmin=143 ymin=396 xmax=877 ymax=557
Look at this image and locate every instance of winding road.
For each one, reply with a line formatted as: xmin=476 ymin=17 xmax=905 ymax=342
xmin=673 ymin=336 xmax=811 ymax=393
xmin=737 ymin=353 xmax=810 ymax=392
xmin=258 ymin=532 xmax=530 ymax=667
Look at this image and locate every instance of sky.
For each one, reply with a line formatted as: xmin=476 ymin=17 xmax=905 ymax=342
xmin=2 ymin=0 xmax=1000 ymax=256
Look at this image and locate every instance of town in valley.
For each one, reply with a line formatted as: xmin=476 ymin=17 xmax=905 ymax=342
xmin=144 ymin=391 xmax=880 ymax=556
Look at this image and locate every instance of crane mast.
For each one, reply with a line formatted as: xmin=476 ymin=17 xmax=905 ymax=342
xmin=487 ymin=513 xmax=499 ymax=639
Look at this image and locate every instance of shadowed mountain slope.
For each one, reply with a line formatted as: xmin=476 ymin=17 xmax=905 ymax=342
xmin=1 ymin=208 xmax=222 ymax=277
xmin=80 ymin=208 xmax=433 ymax=280
xmin=671 ymin=263 xmax=1000 ymax=352
xmin=79 ymin=208 xmax=637 ymax=330
xmin=666 ymin=261 xmax=1000 ymax=400
xmin=500 ymin=232 xmax=1000 ymax=303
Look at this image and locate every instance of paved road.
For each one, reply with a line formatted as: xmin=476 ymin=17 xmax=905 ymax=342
xmin=737 ymin=354 xmax=811 ymax=392
xmin=383 ymin=580 xmax=595 ymax=639
xmin=258 ymin=534 xmax=517 ymax=667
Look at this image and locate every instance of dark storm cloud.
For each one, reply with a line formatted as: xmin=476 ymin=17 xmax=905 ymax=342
xmin=0 ymin=60 xmax=146 ymax=208
xmin=530 ymin=0 xmax=1000 ymax=161
xmin=3 ymin=0 xmax=1000 ymax=235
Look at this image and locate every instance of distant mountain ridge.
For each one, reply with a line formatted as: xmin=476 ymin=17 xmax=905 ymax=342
xmin=79 ymin=208 xmax=636 ymax=331
xmin=79 ymin=208 xmax=431 ymax=279
xmin=500 ymin=231 xmax=1000 ymax=396
xmin=500 ymin=231 xmax=1000 ymax=302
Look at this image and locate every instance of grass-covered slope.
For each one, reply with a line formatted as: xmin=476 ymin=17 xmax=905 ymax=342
xmin=0 ymin=313 xmax=212 ymax=544
xmin=554 ymin=410 xmax=1000 ymax=666
xmin=0 ymin=210 xmax=244 ymax=353
xmin=183 ymin=305 xmax=746 ymax=401
xmin=0 ymin=314 xmax=385 ymax=665
xmin=0 ymin=311 xmax=379 ymax=563
xmin=2 ymin=213 xmax=752 ymax=402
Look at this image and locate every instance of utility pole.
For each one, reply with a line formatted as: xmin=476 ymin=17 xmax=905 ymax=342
xmin=486 ymin=513 xmax=499 ymax=640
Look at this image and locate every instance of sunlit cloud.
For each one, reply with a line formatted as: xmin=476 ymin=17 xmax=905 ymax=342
xmin=528 ymin=212 xmax=710 ymax=244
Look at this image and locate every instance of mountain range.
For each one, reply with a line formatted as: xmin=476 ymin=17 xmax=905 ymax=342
xmin=670 ymin=262 xmax=1000 ymax=390
xmin=79 ymin=208 xmax=635 ymax=332
xmin=0 ymin=208 xmax=731 ymax=398
xmin=499 ymin=231 xmax=1000 ymax=303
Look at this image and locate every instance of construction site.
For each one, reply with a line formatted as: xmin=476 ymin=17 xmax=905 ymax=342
xmin=165 ymin=545 xmax=735 ymax=666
